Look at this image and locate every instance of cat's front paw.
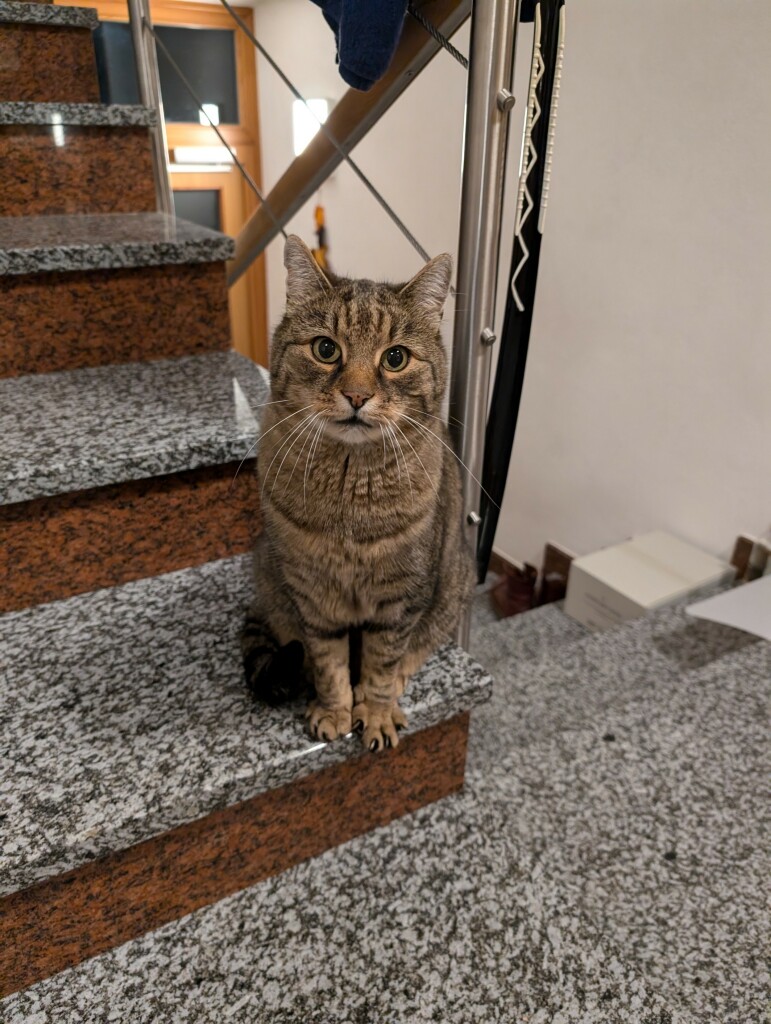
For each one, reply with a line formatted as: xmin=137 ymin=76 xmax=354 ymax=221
xmin=351 ymin=701 xmax=407 ymax=752
xmin=305 ymin=701 xmax=352 ymax=742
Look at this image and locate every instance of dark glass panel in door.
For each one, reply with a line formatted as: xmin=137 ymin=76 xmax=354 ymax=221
xmin=173 ymin=189 xmax=221 ymax=232
xmin=94 ymin=23 xmax=239 ymax=124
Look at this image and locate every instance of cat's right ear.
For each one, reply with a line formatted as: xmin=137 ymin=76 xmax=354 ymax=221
xmin=284 ymin=234 xmax=331 ymax=307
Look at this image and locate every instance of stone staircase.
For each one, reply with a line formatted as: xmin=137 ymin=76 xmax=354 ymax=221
xmin=0 ymin=1 xmax=490 ymax=1000
xmin=3 ymin=594 xmax=766 ymax=1022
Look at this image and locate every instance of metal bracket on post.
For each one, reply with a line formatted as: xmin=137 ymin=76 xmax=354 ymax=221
xmin=450 ymin=0 xmax=521 ymax=649
xmin=128 ymin=0 xmax=174 ymax=216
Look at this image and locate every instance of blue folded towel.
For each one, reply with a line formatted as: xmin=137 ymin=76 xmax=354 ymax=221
xmin=312 ymin=0 xmax=408 ymax=91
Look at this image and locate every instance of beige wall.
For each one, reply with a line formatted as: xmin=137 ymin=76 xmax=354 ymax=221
xmin=254 ymin=0 xmax=771 ymax=565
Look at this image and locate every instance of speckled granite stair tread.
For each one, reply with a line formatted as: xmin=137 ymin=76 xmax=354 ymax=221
xmin=0 ymin=102 xmax=155 ymax=126
xmin=0 ymin=0 xmax=97 ymax=27
xmin=0 ymin=212 xmax=235 ymax=275
xmin=3 ymin=599 xmax=761 ymax=1021
xmin=0 ymin=554 xmax=492 ymax=896
xmin=0 ymin=775 xmax=688 ymax=1024
xmin=467 ymin=584 xmax=754 ymax=763
xmin=466 ymin=603 xmax=769 ymax=1023
xmin=0 ymin=351 xmax=272 ymax=505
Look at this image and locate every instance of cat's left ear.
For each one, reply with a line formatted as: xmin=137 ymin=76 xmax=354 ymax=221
xmin=399 ymin=253 xmax=453 ymax=319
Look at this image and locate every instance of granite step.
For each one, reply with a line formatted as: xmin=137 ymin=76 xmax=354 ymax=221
xmin=0 ymin=2 xmax=99 ymax=103
xmin=0 ymin=102 xmax=155 ymax=217
xmin=0 ymin=213 xmax=235 ymax=377
xmin=0 ymin=766 xmax=685 ymax=1023
xmin=467 ymin=583 xmax=756 ymax=769
xmin=0 ymin=351 xmax=270 ymax=611
xmin=0 ymin=553 xmax=492 ymax=996
xmin=465 ymin=599 xmax=770 ymax=1023
xmin=2 ymin=595 xmax=760 ymax=1018
xmin=0 ymin=1 xmax=96 ymax=28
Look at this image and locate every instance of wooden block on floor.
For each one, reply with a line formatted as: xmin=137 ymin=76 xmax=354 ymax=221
xmin=0 ymin=461 xmax=261 ymax=612
xmin=0 ymin=712 xmax=470 ymax=998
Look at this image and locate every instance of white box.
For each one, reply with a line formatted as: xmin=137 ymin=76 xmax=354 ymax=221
xmin=564 ymin=530 xmax=735 ymax=631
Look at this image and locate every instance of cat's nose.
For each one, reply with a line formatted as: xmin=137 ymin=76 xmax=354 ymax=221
xmin=343 ymin=390 xmax=372 ymax=410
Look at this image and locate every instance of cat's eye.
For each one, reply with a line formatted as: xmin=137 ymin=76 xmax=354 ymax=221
xmin=382 ymin=346 xmax=410 ymax=371
xmin=311 ymin=336 xmax=341 ymax=364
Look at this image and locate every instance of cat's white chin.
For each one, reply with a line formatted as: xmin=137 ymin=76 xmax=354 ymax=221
xmin=323 ymin=419 xmax=379 ymax=446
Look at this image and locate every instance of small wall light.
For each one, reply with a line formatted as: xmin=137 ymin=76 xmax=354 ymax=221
xmin=199 ymin=103 xmax=220 ymax=127
xmin=292 ymin=98 xmax=329 ymax=156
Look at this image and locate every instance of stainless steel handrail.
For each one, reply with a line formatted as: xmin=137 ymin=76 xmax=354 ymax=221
xmin=450 ymin=0 xmax=521 ymax=647
xmin=127 ymin=0 xmax=173 ymax=215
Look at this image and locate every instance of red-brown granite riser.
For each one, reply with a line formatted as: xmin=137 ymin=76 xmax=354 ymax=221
xmin=0 ymin=262 xmax=232 ymax=377
xmin=0 ymin=713 xmax=469 ymax=998
xmin=0 ymin=25 xmax=99 ymax=102
xmin=0 ymin=461 xmax=261 ymax=612
xmin=0 ymin=126 xmax=155 ymax=216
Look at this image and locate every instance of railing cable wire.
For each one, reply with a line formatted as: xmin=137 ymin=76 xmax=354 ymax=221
xmin=407 ymin=3 xmax=469 ymax=68
xmin=219 ymin=0 xmax=440 ymax=266
xmin=145 ymin=20 xmax=288 ymax=242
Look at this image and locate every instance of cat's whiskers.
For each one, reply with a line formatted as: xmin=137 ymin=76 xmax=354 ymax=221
xmin=264 ymin=413 xmax=318 ymax=501
xmin=404 ymin=403 xmax=465 ymax=429
xmin=282 ymin=413 xmax=322 ymax=497
xmin=379 ymin=423 xmax=387 ymax=471
xmin=303 ymin=418 xmax=327 ymax=511
xmin=385 ymin=422 xmax=413 ymax=507
xmin=382 ymin=422 xmax=401 ymax=486
xmin=230 ymin=403 xmax=316 ymax=490
xmin=392 ymin=420 xmax=439 ymax=501
xmin=253 ymin=399 xmax=290 ymax=410
xmin=260 ymin=412 xmax=315 ymax=499
xmin=401 ymin=413 xmax=500 ymax=510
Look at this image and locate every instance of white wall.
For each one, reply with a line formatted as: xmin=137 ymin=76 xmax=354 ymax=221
xmin=252 ymin=0 xmax=469 ymax=351
xmin=493 ymin=0 xmax=771 ymax=564
xmin=253 ymin=0 xmax=771 ymax=565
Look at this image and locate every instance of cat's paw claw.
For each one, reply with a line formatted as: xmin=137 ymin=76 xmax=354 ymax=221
xmin=351 ymin=702 xmax=407 ymax=752
xmin=305 ymin=701 xmax=351 ymax=742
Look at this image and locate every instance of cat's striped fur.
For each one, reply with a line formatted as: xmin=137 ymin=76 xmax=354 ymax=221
xmin=242 ymin=235 xmax=474 ymax=751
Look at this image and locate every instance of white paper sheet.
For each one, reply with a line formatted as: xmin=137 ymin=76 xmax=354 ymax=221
xmin=686 ymin=575 xmax=771 ymax=641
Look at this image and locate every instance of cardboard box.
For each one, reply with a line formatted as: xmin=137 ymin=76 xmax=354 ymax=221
xmin=564 ymin=530 xmax=735 ymax=631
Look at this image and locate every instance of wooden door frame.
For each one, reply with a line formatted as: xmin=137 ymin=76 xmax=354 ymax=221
xmin=82 ymin=0 xmax=269 ymax=365
xmin=171 ymin=168 xmax=261 ymax=364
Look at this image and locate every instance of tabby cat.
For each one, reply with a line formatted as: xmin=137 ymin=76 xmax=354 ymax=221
xmin=242 ymin=235 xmax=474 ymax=751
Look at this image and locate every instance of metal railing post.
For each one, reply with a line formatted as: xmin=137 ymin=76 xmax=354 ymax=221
xmin=127 ymin=0 xmax=174 ymax=216
xmin=450 ymin=0 xmax=521 ymax=648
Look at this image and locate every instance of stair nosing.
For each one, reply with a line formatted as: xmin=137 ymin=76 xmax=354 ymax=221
xmin=0 ymin=101 xmax=156 ymax=128
xmin=0 ymin=0 xmax=98 ymax=29
xmin=0 ymin=351 xmax=268 ymax=507
xmin=0 ymin=212 xmax=235 ymax=276
xmin=0 ymin=554 xmax=492 ymax=897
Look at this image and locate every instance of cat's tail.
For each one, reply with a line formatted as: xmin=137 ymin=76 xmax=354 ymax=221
xmin=241 ymin=612 xmax=306 ymax=706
